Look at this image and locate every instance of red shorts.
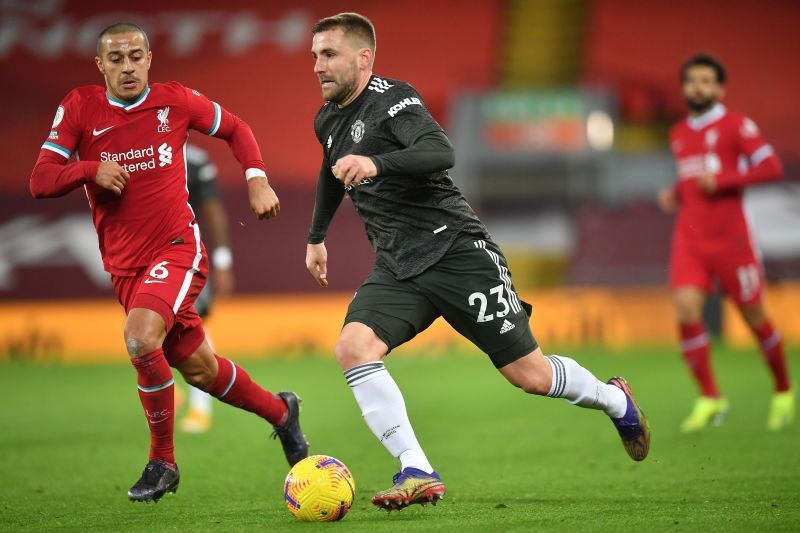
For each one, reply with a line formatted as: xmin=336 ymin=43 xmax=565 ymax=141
xmin=669 ymin=238 xmax=764 ymax=306
xmin=112 ymin=224 xmax=209 ymax=365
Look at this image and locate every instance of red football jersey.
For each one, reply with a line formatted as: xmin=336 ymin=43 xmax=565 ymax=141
xmin=669 ymin=103 xmax=782 ymax=253
xmin=34 ymin=82 xmax=266 ymax=275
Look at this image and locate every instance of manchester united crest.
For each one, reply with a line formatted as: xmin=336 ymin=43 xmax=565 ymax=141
xmin=350 ymin=120 xmax=365 ymax=143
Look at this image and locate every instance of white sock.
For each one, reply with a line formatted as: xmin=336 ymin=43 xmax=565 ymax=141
xmin=545 ymin=355 xmax=627 ymax=418
xmin=189 ymin=385 xmax=212 ymax=414
xmin=344 ymin=362 xmax=434 ymax=474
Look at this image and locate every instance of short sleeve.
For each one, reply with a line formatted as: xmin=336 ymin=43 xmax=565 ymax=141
xmin=41 ymin=90 xmax=82 ymax=159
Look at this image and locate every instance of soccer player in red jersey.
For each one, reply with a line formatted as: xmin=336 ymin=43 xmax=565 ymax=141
xmin=658 ymin=53 xmax=794 ymax=432
xmin=29 ymin=23 xmax=308 ymax=501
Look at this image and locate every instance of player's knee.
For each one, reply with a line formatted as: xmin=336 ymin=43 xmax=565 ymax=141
xmin=124 ymin=309 xmax=167 ymax=358
xmin=333 ymin=335 xmax=379 ymax=370
xmin=333 ymin=338 xmax=358 ymax=369
xmin=675 ymin=301 xmax=702 ymax=323
xmin=124 ymin=317 xmax=167 ymax=357
xmin=674 ymin=292 xmax=703 ymax=323
xmin=125 ymin=333 xmax=161 ymax=358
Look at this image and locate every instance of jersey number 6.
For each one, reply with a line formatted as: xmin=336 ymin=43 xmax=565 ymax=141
xmin=149 ymin=261 xmax=171 ymax=280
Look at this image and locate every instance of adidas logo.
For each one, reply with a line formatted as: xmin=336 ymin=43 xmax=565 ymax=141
xmin=499 ymin=319 xmax=515 ymax=334
xmin=368 ymin=76 xmax=393 ymax=93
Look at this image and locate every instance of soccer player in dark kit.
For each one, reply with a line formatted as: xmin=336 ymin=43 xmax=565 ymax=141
xmin=305 ymin=12 xmax=650 ymax=511
xmin=30 ymin=22 xmax=308 ymax=502
xmin=176 ymin=143 xmax=236 ymax=434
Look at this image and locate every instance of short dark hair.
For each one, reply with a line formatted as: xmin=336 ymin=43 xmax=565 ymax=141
xmin=311 ymin=12 xmax=376 ymax=51
xmin=681 ymin=53 xmax=726 ymax=84
xmin=96 ymin=22 xmax=150 ymax=57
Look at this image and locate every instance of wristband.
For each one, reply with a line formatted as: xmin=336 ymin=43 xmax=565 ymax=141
xmin=212 ymin=246 xmax=233 ymax=270
xmin=245 ymin=168 xmax=267 ymax=181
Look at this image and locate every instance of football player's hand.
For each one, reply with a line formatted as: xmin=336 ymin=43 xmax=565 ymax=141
xmin=213 ymin=267 xmax=235 ymax=297
xmin=698 ymin=172 xmax=717 ymax=194
xmin=657 ymin=187 xmax=678 ymax=214
xmin=332 ymin=155 xmax=377 ymax=189
xmin=95 ymin=161 xmax=130 ymax=196
xmin=247 ymin=176 xmax=280 ymax=219
xmin=306 ymin=243 xmax=328 ymax=288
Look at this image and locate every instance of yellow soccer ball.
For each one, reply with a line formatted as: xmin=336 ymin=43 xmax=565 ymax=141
xmin=284 ymin=455 xmax=355 ymax=522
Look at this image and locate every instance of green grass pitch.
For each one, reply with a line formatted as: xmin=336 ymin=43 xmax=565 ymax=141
xmin=1 ymin=345 xmax=798 ymax=531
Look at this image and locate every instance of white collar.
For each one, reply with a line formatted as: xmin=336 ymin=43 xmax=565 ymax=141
xmin=687 ymin=103 xmax=726 ymax=131
xmin=107 ymin=85 xmax=150 ymax=111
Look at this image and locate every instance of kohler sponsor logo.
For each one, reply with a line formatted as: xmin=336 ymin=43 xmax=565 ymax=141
xmin=387 ymin=97 xmax=421 ymax=117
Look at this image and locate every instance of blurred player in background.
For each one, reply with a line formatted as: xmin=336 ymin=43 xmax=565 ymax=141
xmin=658 ymin=53 xmax=794 ymax=432
xmin=306 ymin=12 xmax=650 ymax=512
xmin=175 ymin=144 xmax=235 ymax=434
xmin=29 ymin=22 xmax=308 ymax=502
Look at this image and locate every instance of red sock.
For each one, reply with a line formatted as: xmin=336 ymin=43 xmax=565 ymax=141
xmin=132 ymin=348 xmax=175 ymax=465
xmin=753 ymin=322 xmax=791 ymax=392
xmin=680 ymin=323 xmax=719 ymax=398
xmin=205 ymin=355 xmax=288 ymax=425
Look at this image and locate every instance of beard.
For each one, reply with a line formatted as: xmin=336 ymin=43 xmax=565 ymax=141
xmin=686 ymin=95 xmax=716 ymax=114
xmin=326 ymin=78 xmax=358 ymax=104
xmin=322 ymin=63 xmax=360 ymax=105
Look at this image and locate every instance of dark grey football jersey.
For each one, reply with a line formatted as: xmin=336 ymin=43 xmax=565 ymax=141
xmin=311 ymin=75 xmax=489 ymax=279
xmin=185 ymin=144 xmax=220 ymax=217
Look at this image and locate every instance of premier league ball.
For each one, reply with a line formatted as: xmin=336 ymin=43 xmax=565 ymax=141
xmin=284 ymin=455 xmax=355 ymax=522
